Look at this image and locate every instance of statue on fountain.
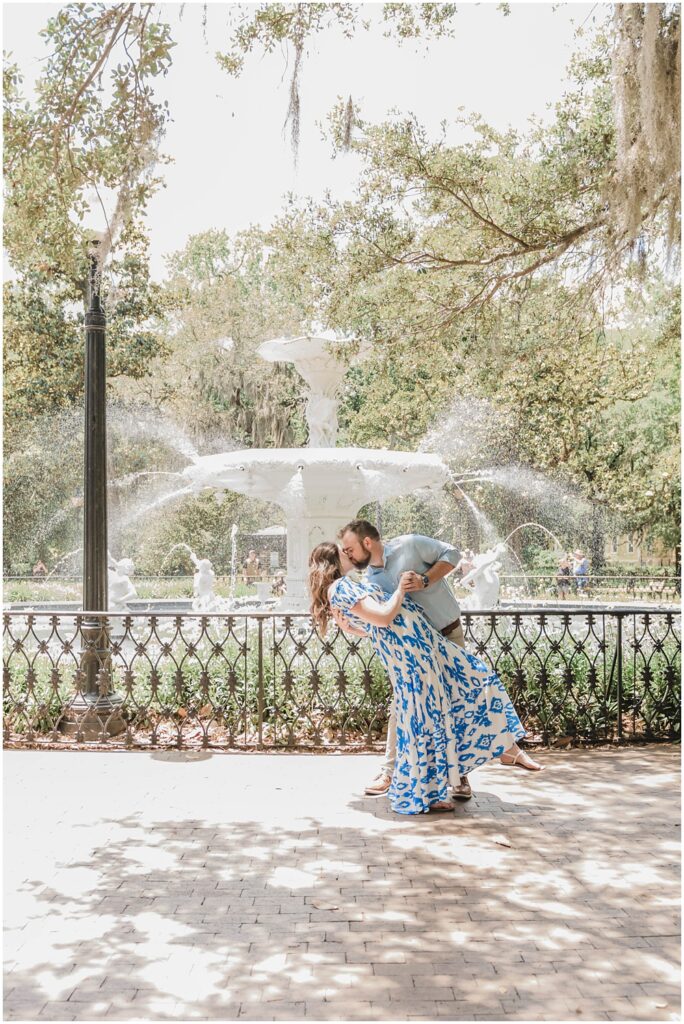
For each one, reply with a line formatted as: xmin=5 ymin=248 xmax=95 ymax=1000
xmin=458 ymin=542 xmax=507 ymax=610
xmin=107 ymin=553 xmax=138 ymax=611
xmin=192 ymin=557 xmax=221 ymax=612
xmin=305 ymin=394 xmax=339 ymax=448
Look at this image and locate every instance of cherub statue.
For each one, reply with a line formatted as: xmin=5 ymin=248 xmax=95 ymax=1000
xmin=192 ymin=557 xmax=219 ymax=612
xmin=458 ymin=542 xmax=507 ymax=610
xmin=108 ymin=552 xmax=138 ymax=611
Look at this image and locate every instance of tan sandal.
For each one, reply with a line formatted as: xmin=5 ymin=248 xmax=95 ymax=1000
xmin=429 ymin=800 xmax=455 ymax=812
xmin=501 ymin=749 xmax=544 ymax=771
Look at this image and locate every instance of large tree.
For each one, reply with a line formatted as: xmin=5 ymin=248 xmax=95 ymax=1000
xmin=120 ymin=226 xmax=324 ymax=448
xmin=3 ymin=4 xmax=176 ymax=431
xmin=4 ymin=3 xmax=679 ymax=567
xmin=245 ymin=20 xmax=680 ymax=544
xmin=3 ymin=4 xmax=177 ymax=568
xmin=216 ymin=3 xmax=679 ymax=245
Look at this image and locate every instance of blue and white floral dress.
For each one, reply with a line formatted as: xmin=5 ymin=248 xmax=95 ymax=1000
xmin=329 ymin=576 xmax=526 ymax=815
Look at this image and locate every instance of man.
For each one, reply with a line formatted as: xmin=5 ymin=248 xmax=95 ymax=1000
xmin=242 ymin=549 xmax=261 ymax=583
xmin=337 ymin=519 xmax=473 ymax=801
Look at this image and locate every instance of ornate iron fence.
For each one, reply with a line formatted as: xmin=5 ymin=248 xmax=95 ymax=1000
xmin=3 ymin=608 xmax=680 ymax=749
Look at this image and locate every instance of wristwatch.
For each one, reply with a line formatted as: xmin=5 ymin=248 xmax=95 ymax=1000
xmin=420 ymin=573 xmax=430 ymax=589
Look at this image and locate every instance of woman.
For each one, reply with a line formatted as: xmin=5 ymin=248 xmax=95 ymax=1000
xmin=308 ymin=542 xmax=542 ymax=816
xmin=556 ymin=555 xmax=572 ymax=600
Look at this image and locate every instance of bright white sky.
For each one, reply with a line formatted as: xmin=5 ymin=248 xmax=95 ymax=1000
xmin=3 ymin=1 xmax=609 ymax=281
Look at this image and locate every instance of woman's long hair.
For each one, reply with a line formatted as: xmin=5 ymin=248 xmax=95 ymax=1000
xmin=308 ymin=542 xmax=342 ymax=634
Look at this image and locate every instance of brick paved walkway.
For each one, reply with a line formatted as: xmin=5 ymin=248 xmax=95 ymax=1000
xmin=4 ymin=747 xmax=680 ymax=1021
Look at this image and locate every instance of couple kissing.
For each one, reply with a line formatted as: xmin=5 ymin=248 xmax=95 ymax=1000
xmin=308 ymin=520 xmax=543 ymax=816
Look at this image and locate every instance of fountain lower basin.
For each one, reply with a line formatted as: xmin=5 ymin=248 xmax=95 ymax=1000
xmin=183 ymin=447 xmax=450 ymax=610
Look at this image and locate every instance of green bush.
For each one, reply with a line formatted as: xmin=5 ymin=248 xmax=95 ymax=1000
xmin=2 ymin=577 xmax=276 ymax=604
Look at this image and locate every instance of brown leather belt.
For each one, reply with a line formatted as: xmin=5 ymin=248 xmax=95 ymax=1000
xmin=441 ymin=618 xmax=461 ymax=636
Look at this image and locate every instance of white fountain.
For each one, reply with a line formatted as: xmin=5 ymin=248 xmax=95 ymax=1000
xmin=182 ymin=332 xmax=450 ymax=610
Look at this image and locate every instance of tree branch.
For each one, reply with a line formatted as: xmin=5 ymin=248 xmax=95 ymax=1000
xmin=53 ymin=6 xmax=132 ymax=165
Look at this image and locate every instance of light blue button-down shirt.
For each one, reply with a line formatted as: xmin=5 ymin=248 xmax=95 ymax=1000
xmin=366 ymin=534 xmax=462 ymax=631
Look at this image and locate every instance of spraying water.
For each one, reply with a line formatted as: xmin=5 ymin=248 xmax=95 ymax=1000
xmin=109 ymin=470 xmax=184 ymax=491
xmin=448 ymin=478 xmax=498 ymax=546
xmin=484 ymin=465 xmax=591 ymax=516
xmin=45 ymin=548 xmax=83 ymax=579
xmin=499 ymin=544 xmax=530 ymax=592
xmin=229 ymin=524 xmax=239 ymax=599
xmin=112 ymin=406 xmax=200 ymax=463
xmin=503 ymin=522 xmax=564 ymax=550
xmin=118 ymin=485 xmax=193 ymax=530
xmin=33 ymin=505 xmax=74 ymax=545
xmin=162 ymin=542 xmax=200 ymax=570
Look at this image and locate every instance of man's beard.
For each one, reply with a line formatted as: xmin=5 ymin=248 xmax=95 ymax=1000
xmin=350 ymin=551 xmax=371 ymax=569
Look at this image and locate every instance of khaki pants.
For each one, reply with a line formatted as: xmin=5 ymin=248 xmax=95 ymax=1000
xmin=380 ymin=618 xmax=466 ymax=777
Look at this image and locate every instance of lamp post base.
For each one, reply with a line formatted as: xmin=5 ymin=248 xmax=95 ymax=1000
xmin=59 ymin=691 xmax=126 ymax=741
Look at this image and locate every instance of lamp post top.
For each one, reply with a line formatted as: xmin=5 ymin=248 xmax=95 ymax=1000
xmin=86 ymin=241 xmax=104 ymax=323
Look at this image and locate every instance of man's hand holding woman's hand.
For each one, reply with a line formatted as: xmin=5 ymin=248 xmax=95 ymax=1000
xmin=400 ymin=570 xmax=424 ymax=593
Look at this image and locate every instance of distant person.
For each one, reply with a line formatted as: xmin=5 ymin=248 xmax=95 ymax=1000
xmin=455 ymin=549 xmax=476 ymax=579
xmin=556 ymin=556 xmax=571 ymax=600
xmin=572 ymin=550 xmax=589 ymax=594
xmin=242 ymin=549 xmax=261 ymax=583
xmin=32 ymin=560 xmax=47 ymax=577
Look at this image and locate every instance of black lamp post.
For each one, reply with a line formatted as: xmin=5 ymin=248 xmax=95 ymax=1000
xmin=62 ymin=241 xmax=124 ymax=738
xmin=83 ymin=242 xmax=109 ymax=615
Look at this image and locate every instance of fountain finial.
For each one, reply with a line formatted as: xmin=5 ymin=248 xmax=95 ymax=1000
xmin=258 ymin=332 xmax=362 ymax=448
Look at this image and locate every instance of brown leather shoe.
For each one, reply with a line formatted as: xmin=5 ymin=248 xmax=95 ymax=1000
xmin=365 ymin=772 xmax=392 ymax=796
xmin=452 ymin=775 xmax=473 ymax=800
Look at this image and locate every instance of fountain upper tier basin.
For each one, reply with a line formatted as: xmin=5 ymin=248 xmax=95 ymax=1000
xmin=183 ymin=448 xmax=450 ymax=511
